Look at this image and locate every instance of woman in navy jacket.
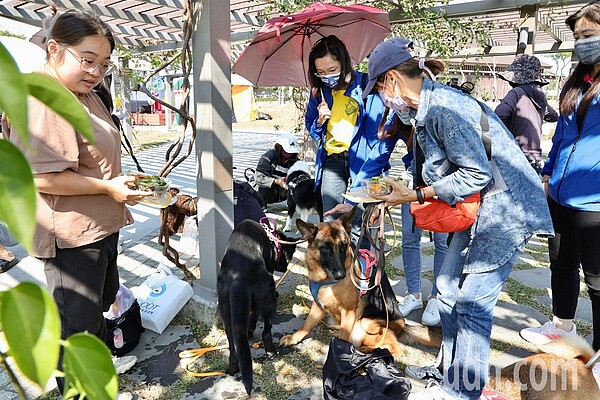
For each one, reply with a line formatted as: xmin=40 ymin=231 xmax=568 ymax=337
xmin=304 ymin=35 xmax=390 ymax=236
xmin=521 ymin=1 xmax=600 ymax=351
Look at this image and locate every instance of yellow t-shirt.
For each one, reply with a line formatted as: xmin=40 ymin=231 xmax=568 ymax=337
xmin=324 ymin=90 xmax=359 ymax=155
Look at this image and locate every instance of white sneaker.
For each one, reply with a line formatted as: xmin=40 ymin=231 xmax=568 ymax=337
xmin=408 ymin=381 xmax=457 ymax=399
xmin=520 ymin=321 xmax=576 ymax=346
xmin=398 ymin=293 xmax=423 ymax=316
xmin=113 ymin=355 xmax=137 ymax=374
xmin=116 ymin=392 xmax=133 ymax=400
xmin=421 ymin=297 xmax=441 ymax=326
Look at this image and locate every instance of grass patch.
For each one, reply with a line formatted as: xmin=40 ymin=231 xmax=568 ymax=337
xmin=502 ymin=277 xmax=548 ymax=311
xmin=421 ymin=246 xmax=436 ymax=256
xmin=512 ymin=262 xmax=536 ymax=271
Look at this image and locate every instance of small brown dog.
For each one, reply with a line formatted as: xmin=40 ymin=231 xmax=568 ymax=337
xmin=159 ymin=188 xmax=198 ymax=236
xmin=486 ymin=335 xmax=600 ymax=399
xmin=279 ymin=209 xmax=440 ymax=357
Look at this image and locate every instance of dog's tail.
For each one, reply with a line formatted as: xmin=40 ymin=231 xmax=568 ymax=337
xmin=228 ymin=291 xmax=253 ymax=395
xmin=537 ymin=335 xmax=596 ymax=363
xmin=397 ymin=323 xmax=442 ymax=349
xmin=352 ymin=318 xmax=442 ymax=348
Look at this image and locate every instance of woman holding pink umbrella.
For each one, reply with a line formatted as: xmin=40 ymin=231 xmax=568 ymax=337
xmin=305 ymin=35 xmax=394 ymax=246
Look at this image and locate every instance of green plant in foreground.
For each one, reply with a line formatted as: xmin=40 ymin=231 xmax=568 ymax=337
xmin=1 ymin=283 xmax=117 ymax=400
xmin=0 ymin=43 xmax=116 ymax=399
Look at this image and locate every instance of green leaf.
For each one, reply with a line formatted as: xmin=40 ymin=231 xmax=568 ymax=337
xmin=0 ymin=140 xmax=36 ymax=251
xmin=0 ymin=43 xmax=29 ymax=143
xmin=23 ymin=73 xmax=94 ymax=143
xmin=62 ymin=333 xmax=118 ymax=400
xmin=1 ymin=282 xmax=60 ymax=388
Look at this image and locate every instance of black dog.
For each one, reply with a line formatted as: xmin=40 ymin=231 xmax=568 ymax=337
xmin=283 ymin=161 xmax=323 ymax=231
xmin=217 ymin=219 xmax=297 ymax=395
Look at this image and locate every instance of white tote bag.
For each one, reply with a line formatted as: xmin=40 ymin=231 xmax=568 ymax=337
xmin=131 ymin=264 xmax=194 ymax=334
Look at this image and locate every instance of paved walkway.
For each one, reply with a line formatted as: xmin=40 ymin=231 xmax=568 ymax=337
xmin=0 ymin=128 xmax=593 ymax=399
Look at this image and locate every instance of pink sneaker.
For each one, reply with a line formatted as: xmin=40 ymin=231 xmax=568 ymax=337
xmin=520 ymin=321 xmax=576 ymax=346
xmin=479 ymin=388 xmax=511 ymax=399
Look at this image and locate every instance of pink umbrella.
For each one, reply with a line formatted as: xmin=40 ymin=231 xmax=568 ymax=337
xmin=232 ymin=2 xmax=391 ymax=87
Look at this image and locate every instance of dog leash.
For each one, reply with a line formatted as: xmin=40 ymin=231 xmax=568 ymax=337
xmin=259 ymin=216 xmax=306 ymax=245
xmin=179 ymin=345 xmax=227 ymax=377
xmin=586 ymin=348 xmax=600 ymax=368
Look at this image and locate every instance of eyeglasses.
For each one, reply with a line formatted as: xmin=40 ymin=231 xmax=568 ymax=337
xmin=66 ymin=48 xmax=115 ymax=76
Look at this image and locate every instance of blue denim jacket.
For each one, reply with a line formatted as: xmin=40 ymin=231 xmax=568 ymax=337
xmin=414 ymin=79 xmax=553 ymax=273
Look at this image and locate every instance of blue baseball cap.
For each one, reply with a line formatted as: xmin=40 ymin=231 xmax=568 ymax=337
xmin=363 ymin=37 xmax=415 ymax=99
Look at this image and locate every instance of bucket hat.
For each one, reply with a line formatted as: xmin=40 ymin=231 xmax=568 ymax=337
xmin=498 ymin=54 xmax=548 ymax=86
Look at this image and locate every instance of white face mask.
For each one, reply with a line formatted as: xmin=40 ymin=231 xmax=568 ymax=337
xmin=574 ymin=36 xmax=600 ymax=65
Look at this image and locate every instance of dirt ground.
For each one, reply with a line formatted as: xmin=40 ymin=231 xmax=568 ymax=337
xmin=233 ymin=101 xmax=303 ymax=133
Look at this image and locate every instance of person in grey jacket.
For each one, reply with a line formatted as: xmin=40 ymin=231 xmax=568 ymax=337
xmin=254 ymin=133 xmax=299 ymax=206
xmin=494 ymin=54 xmax=558 ymax=173
xmin=364 ymin=37 xmax=554 ymax=400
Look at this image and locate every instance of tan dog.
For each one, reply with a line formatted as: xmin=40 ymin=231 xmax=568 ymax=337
xmin=279 ymin=209 xmax=440 ymax=356
xmin=486 ymin=335 xmax=600 ymax=399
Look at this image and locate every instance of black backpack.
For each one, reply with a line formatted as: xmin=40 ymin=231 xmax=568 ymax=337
xmin=233 ymin=179 xmax=266 ymax=228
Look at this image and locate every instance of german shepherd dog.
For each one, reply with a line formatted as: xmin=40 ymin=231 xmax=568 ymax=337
xmin=217 ymin=219 xmax=297 ymax=395
xmin=486 ymin=335 xmax=600 ymax=399
xmin=279 ymin=209 xmax=440 ymax=357
xmin=283 ymin=161 xmax=323 ymax=232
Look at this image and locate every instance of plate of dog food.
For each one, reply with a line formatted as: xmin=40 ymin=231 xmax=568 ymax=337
xmin=344 ymin=177 xmax=392 ymax=203
xmin=124 ymin=172 xmax=176 ymax=208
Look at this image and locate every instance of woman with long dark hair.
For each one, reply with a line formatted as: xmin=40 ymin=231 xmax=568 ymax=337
xmin=520 ymin=0 xmax=600 ymax=352
xmin=2 ymin=8 xmax=147 ymax=393
xmin=304 ymin=35 xmax=393 ymax=245
xmin=365 ymin=37 xmax=552 ymax=399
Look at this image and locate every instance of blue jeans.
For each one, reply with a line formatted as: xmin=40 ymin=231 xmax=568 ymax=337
xmin=320 ymin=153 xmax=368 ymax=248
xmin=321 ymin=153 xmax=350 ymax=223
xmin=401 ymin=202 xmax=448 ymax=296
xmin=436 ymin=230 xmax=522 ymax=400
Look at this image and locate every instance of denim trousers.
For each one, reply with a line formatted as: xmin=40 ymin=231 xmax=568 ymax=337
xmin=401 ymin=202 xmax=448 ymax=296
xmin=436 ymin=229 xmax=519 ymax=400
xmin=320 ymin=153 xmax=369 ymax=248
xmin=321 ymin=152 xmax=350 ymax=222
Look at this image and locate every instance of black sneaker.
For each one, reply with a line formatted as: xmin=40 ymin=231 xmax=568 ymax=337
xmin=0 ymin=258 xmax=18 ymax=274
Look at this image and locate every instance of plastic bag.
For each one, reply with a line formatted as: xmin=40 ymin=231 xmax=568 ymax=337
xmin=131 ymin=264 xmax=194 ymax=334
xmin=180 ymin=216 xmax=198 ymax=260
xmin=105 ymin=284 xmax=137 ymax=320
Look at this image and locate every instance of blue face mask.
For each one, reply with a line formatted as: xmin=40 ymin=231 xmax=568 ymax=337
xmin=317 ymin=73 xmax=341 ymax=88
xmin=574 ymin=36 xmax=600 ymax=65
xmin=395 ymin=108 xmax=416 ymax=125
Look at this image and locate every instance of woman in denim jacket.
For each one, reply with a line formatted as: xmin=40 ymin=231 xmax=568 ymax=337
xmin=304 ymin=35 xmax=389 ymax=236
xmin=365 ymin=38 xmax=553 ymax=400
xmin=521 ymin=1 xmax=600 ymax=352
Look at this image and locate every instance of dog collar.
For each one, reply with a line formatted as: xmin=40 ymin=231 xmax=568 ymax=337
xmin=287 ymin=174 xmax=311 ymax=197
xmin=309 ymin=280 xmax=338 ymax=308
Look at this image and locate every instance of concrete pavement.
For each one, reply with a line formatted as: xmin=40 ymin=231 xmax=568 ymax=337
xmin=0 ymin=127 xmax=593 ymax=400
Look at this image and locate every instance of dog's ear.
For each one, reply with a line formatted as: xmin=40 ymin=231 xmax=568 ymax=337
xmin=296 ymin=219 xmax=317 ymax=240
xmin=339 ymin=206 xmax=357 ymax=234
